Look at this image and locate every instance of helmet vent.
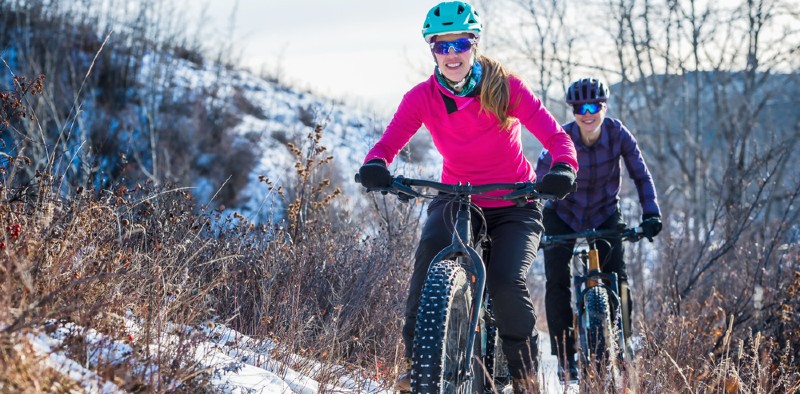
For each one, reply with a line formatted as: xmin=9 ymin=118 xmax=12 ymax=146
xmin=434 ymin=7 xmax=440 ymax=16
xmin=457 ymin=5 xmax=465 ymax=13
xmin=443 ymin=22 xmax=453 ymax=25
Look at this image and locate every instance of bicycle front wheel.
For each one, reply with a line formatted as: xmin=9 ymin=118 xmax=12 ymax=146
xmin=582 ymin=286 xmax=615 ymax=371
xmin=412 ymin=260 xmax=474 ymax=394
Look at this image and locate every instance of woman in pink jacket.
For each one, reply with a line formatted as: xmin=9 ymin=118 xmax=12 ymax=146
xmin=357 ymin=2 xmax=578 ymax=391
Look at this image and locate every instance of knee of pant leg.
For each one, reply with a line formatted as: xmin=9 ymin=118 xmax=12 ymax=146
xmin=492 ymin=290 xmax=536 ymax=339
xmin=490 ymin=274 xmax=538 ymax=340
xmin=487 ymin=265 xmax=524 ymax=291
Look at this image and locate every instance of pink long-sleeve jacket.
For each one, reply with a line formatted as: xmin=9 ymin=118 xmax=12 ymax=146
xmin=364 ymin=74 xmax=578 ymax=208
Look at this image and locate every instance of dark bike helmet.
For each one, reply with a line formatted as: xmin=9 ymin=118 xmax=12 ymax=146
xmin=565 ymin=77 xmax=610 ymax=104
xmin=422 ymin=1 xmax=483 ymax=43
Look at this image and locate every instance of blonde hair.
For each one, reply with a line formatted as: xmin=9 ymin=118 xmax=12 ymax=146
xmin=477 ymin=55 xmax=518 ymax=130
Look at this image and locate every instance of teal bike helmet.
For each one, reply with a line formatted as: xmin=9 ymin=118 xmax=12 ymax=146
xmin=422 ymin=1 xmax=483 ymax=43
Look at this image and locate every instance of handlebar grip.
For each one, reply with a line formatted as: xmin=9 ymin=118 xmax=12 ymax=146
xmin=354 ymin=173 xmax=361 ymax=183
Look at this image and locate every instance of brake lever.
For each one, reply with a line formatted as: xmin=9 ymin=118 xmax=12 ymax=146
xmin=503 ymin=183 xmax=559 ymax=205
xmin=356 ymin=173 xmax=421 ymax=203
xmin=502 ymin=183 xmax=533 ymax=201
xmin=392 ymin=176 xmax=420 ymax=201
xmin=628 ymin=227 xmax=645 ymax=242
xmin=363 ymin=186 xmax=394 ymax=194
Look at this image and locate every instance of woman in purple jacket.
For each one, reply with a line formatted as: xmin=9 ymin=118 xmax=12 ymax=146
xmin=535 ymin=77 xmax=662 ymax=383
xmin=357 ymin=2 xmax=578 ymax=391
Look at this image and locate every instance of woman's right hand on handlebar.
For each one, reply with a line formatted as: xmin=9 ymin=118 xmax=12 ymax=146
xmin=639 ymin=214 xmax=662 ymax=242
xmin=358 ymin=159 xmax=392 ymax=188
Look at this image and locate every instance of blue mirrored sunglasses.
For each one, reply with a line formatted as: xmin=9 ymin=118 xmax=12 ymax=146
xmin=573 ymin=102 xmax=604 ymax=115
xmin=430 ymin=38 xmax=477 ymax=55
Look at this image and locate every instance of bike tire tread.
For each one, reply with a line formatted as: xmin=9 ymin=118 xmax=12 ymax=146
xmin=583 ymin=286 xmax=615 ymax=371
xmin=411 ymin=260 xmax=473 ymax=394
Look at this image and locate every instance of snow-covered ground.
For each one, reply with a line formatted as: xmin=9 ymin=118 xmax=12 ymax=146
xmin=26 ymin=314 xmax=577 ymax=394
xmin=27 ymin=315 xmax=382 ymax=394
xmin=538 ymin=333 xmax=580 ymax=394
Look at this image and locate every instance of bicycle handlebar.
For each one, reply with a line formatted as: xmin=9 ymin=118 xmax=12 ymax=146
xmin=354 ymin=173 xmax=562 ymax=204
xmin=541 ymin=227 xmax=644 ymax=246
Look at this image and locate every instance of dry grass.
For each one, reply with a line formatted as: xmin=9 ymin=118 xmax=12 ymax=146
xmin=0 ymin=88 xmax=413 ymax=390
xmin=1 ymin=1 xmax=415 ymax=388
xmin=0 ymin=333 xmax=83 ymax=393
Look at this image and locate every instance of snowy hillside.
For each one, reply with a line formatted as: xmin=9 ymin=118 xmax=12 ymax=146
xmin=158 ymin=55 xmax=410 ymax=221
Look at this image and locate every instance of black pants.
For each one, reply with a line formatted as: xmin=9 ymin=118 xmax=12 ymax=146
xmin=542 ymin=208 xmax=629 ymax=358
xmin=402 ymin=196 xmax=544 ymax=379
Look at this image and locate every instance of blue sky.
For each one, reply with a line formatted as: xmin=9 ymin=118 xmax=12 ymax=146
xmin=202 ymin=0 xmax=439 ymax=115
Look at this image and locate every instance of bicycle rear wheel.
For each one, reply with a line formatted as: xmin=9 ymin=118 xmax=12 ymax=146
xmin=412 ymin=260 xmax=474 ymax=394
xmin=582 ymin=286 xmax=615 ymax=372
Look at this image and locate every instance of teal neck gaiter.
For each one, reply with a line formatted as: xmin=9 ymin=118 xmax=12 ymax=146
xmin=436 ymin=60 xmax=483 ymax=97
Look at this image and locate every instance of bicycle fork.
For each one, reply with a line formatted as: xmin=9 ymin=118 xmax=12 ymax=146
xmin=430 ymin=201 xmax=485 ymax=382
xmin=459 ymin=205 xmax=485 ymax=382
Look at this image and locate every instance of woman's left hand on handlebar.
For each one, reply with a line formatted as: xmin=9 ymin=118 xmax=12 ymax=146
xmin=358 ymin=159 xmax=393 ymax=188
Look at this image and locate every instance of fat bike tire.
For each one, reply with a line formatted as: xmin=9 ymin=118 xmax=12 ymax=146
xmin=412 ymin=260 xmax=474 ymax=394
xmin=583 ymin=286 xmax=615 ymax=372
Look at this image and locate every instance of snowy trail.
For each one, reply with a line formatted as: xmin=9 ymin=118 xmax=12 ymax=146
xmin=539 ymin=332 xmax=580 ymax=394
xmin=30 ymin=318 xmax=579 ymax=393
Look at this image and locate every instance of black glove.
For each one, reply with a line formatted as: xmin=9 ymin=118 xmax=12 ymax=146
xmin=640 ymin=214 xmax=662 ymax=241
xmin=537 ymin=162 xmax=576 ymax=199
xmin=358 ymin=159 xmax=392 ymax=188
